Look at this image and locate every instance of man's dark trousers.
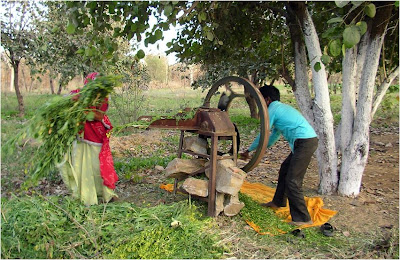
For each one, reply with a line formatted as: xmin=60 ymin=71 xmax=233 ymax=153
xmin=272 ymin=137 xmax=318 ymax=222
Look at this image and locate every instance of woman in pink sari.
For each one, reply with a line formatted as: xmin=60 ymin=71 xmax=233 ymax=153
xmin=58 ymin=72 xmax=118 ymax=205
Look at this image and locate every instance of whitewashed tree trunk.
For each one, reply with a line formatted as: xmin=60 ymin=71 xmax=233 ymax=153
xmin=338 ymin=47 xmax=358 ymax=155
xmin=288 ymin=2 xmax=393 ymax=197
xmin=371 ymin=66 xmax=399 ymax=119
xmin=338 ymin=30 xmax=387 ymax=196
xmin=292 ymin=41 xmax=314 ymax=124
xmin=335 ymin=34 xmax=368 ymax=152
xmin=338 ymin=2 xmax=393 ymax=196
xmin=355 ymin=32 xmax=369 ymax=98
xmin=301 ymin=7 xmax=338 ymax=194
xmin=285 ymin=3 xmax=313 ymax=125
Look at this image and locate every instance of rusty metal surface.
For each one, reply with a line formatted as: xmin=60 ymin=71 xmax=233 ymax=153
xmin=198 ymin=109 xmax=235 ymax=135
xmin=143 ymin=107 xmax=236 ymax=136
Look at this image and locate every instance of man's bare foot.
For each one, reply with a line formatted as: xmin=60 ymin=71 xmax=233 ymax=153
xmin=260 ymin=201 xmax=279 ymax=209
xmin=289 ymin=220 xmax=313 ymax=226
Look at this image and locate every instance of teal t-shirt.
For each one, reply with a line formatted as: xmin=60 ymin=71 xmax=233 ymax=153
xmin=248 ymin=101 xmax=317 ymax=152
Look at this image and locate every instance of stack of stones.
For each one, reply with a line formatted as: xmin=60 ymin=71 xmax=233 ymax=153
xmin=164 ymin=136 xmax=246 ymax=217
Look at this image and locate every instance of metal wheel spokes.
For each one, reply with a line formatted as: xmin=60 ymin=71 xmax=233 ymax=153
xmin=203 ymin=76 xmax=270 ymax=172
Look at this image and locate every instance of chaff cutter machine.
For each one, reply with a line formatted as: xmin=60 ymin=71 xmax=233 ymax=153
xmin=140 ymin=76 xmax=270 ymax=217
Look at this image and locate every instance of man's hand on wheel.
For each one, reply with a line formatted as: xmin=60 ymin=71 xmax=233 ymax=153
xmin=239 ymin=150 xmax=250 ymax=160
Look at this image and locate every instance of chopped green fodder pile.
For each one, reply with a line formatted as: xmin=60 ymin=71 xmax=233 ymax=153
xmin=239 ymin=193 xmax=294 ymax=235
xmin=1 ymin=195 xmax=227 ymax=259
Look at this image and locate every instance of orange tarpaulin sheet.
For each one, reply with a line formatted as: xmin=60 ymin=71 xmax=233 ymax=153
xmin=160 ymin=183 xmax=175 ymax=193
xmin=240 ymin=181 xmax=337 ymax=228
xmin=160 ymin=181 xmax=337 ymax=231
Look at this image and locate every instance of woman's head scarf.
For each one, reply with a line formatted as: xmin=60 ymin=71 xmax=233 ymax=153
xmin=84 ymin=72 xmax=99 ymax=85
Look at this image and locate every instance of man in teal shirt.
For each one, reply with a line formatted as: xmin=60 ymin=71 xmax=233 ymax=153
xmin=240 ymin=85 xmax=318 ymax=226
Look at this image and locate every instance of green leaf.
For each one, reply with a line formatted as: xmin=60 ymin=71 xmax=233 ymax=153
xmin=395 ymin=1 xmax=399 ymax=7
xmin=164 ymin=5 xmax=173 ymax=16
xmin=86 ymin=112 xmax=95 ymax=121
xmin=147 ymin=35 xmax=156 ymax=44
xmin=218 ymin=41 xmax=224 ymax=45
xmin=84 ymin=47 xmax=91 ymax=56
xmin=199 ymin=12 xmax=207 ymax=22
xmin=335 ymin=1 xmax=349 ymax=8
xmin=364 ymin=3 xmax=376 ymax=18
xmin=154 ymin=29 xmax=163 ymax=40
xmin=327 ymin=17 xmax=343 ymax=24
xmin=329 ymin=39 xmax=342 ymax=57
xmin=321 ymin=54 xmax=331 ymax=65
xmin=206 ymin=31 xmax=214 ymax=41
xmin=322 ymin=26 xmax=342 ymax=39
xmin=136 ymin=49 xmax=145 ymax=59
xmin=356 ymin=21 xmax=367 ymax=35
xmin=343 ymin=26 xmax=360 ymax=48
xmin=314 ymin=62 xmax=322 ymax=72
xmin=66 ymin=23 xmax=76 ymax=34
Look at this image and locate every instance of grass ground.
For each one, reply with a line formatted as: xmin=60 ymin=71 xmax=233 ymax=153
xmin=1 ymin=87 xmax=399 ymax=259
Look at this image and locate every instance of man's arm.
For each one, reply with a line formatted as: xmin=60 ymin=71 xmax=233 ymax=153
xmin=267 ymin=128 xmax=281 ymax=148
xmin=239 ymin=133 xmax=260 ymax=160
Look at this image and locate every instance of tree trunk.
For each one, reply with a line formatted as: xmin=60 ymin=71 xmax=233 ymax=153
xmin=245 ymin=91 xmax=258 ymax=119
xmin=291 ymin=2 xmax=338 ymax=194
xmin=21 ymin=65 xmax=28 ymax=92
xmin=285 ymin=3 xmax=314 ymax=124
xmin=12 ymin=61 xmax=24 ymax=116
xmin=338 ymin=47 xmax=358 ymax=156
xmin=49 ymin=77 xmax=55 ymax=94
xmin=244 ymin=72 xmax=259 ymax=119
xmin=9 ymin=65 xmax=14 ymax=92
xmin=57 ymin=83 xmax=63 ymax=95
xmin=338 ymin=3 xmax=393 ymax=196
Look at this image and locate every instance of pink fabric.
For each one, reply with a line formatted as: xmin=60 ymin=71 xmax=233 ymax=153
xmin=84 ymin=72 xmax=99 ymax=85
xmin=98 ymin=115 xmax=118 ymax=189
xmin=70 ymin=89 xmax=80 ymax=94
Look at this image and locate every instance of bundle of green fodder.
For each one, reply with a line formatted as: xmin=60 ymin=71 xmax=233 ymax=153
xmin=3 ymin=75 xmax=122 ymax=187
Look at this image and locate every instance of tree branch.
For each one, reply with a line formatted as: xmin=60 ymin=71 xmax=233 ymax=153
xmin=371 ymin=66 xmax=399 ymax=120
xmin=177 ymin=2 xmax=199 ymax=22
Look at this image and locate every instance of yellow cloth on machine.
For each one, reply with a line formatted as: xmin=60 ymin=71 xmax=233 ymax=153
xmin=240 ymin=181 xmax=337 ymax=228
xmin=58 ymin=141 xmax=116 ymax=206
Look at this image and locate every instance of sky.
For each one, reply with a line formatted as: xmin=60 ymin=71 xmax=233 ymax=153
xmin=137 ymin=14 xmax=180 ymax=65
